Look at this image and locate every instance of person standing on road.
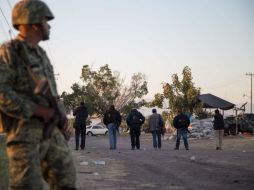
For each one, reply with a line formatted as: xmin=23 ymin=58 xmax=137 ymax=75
xmin=73 ymin=101 xmax=88 ymax=150
xmin=173 ymin=109 xmax=190 ymax=150
xmin=126 ymin=108 xmax=145 ymax=150
xmin=148 ymin=108 xmax=164 ymax=149
xmin=213 ymin=109 xmax=224 ymax=150
xmin=0 ymin=0 xmax=77 ymax=189
xmin=103 ymin=105 xmax=122 ymax=149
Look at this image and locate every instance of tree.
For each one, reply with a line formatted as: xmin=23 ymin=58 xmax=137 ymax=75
xmin=61 ymin=83 xmax=94 ymax=115
xmin=150 ymin=66 xmax=202 ymax=119
xmin=80 ymin=64 xmax=120 ymax=116
xmin=115 ymin=72 xmax=148 ymax=117
xmin=61 ymin=64 xmax=148 ymax=118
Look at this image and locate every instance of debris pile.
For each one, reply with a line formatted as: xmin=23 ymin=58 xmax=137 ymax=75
xmin=189 ymin=118 xmax=214 ymax=139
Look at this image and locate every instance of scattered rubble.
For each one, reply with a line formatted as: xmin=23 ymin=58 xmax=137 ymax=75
xmin=189 ymin=118 xmax=214 ymax=139
xmin=80 ymin=161 xmax=89 ymax=166
xmin=93 ymin=160 xmax=106 ymax=165
xmin=164 ymin=118 xmax=215 ymax=140
xmin=190 ymin=156 xmax=196 ymax=161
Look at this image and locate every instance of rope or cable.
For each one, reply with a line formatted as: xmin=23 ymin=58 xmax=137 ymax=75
xmin=0 ymin=18 xmax=9 ymax=41
xmin=0 ymin=6 xmax=13 ymax=39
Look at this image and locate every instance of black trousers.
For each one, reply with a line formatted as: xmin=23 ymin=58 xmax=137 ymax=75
xmin=75 ymin=125 xmax=86 ymax=149
xmin=130 ymin=126 xmax=141 ymax=149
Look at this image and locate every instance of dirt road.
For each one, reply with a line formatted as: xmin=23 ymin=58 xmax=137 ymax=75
xmin=70 ymin=134 xmax=254 ymax=190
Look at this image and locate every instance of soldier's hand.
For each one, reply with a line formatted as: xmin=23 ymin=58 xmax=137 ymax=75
xmin=34 ymin=105 xmax=54 ymax=122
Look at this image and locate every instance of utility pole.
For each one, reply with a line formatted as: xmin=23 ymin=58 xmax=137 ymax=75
xmin=246 ymin=73 xmax=253 ymax=114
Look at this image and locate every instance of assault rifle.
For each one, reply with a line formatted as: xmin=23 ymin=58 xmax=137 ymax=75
xmin=17 ymin=42 xmax=70 ymax=140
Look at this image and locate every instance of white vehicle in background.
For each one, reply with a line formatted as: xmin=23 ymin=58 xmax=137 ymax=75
xmin=86 ymin=125 xmax=108 ymax=136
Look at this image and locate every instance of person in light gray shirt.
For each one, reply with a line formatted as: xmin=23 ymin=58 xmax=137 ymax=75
xmin=148 ymin=109 xmax=164 ymax=149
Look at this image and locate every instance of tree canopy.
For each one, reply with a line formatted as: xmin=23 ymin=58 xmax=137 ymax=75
xmin=61 ymin=64 xmax=148 ymax=117
xmin=150 ymin=66 xmax=202 ymax=118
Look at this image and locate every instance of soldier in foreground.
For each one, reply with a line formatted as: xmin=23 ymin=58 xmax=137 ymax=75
xmin=0 ymin=0 xmax=77 ymax=189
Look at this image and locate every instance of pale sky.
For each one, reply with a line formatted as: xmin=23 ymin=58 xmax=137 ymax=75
xmin=1 ymin=0 xmax=254 ymax=111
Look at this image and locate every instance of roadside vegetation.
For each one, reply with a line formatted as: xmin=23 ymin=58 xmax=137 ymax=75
xmin=61 ymin=65 xmax=207 ymax=125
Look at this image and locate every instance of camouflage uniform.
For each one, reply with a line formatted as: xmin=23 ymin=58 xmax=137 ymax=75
xmin=0 ymin=1 xmax=76 ymax=189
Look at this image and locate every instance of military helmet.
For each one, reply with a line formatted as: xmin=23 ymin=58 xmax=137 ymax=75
xmin=12 ymin=0 xmax=54 ymax=29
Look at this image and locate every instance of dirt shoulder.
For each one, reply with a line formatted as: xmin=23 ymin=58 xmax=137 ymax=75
xmin=68 ymin=134 xmax=254 ymax=190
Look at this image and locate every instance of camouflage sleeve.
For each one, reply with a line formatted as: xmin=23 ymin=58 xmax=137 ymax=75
xmin=0 ymin=45 xmax=37 ymax=120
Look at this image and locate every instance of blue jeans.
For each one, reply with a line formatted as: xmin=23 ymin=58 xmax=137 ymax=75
xmin=176 ymin=128 xmax=189 ymax=149
xmin=108 ymin=123 xmax=117 ymax=149
xmin=151 ymin=130 xmax=161 ymax=149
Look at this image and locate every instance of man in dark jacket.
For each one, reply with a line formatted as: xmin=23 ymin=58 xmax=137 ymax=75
xmin=73 ymin=102 xmax=88 ymax=150
xmin=126 ymin=109 xmax=145 ymax=150
xmin=103 ymin=105 xmax=122 ymax=149
xmin=213 ymin=109 xmax=224 ymax=150
xmin=173 ymin=109 xmax=190 ymax=150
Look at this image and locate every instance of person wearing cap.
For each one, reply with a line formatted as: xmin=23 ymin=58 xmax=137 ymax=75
xmin=0 ymin=0 xmax=76 ymax=189
xmin=148 ymin=108 xmax=164 ymax=149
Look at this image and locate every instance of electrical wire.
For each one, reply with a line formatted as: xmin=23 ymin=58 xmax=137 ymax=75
xmin=0 ymin=18 xmax=9 ymax=41
xmin=0 ymin=6 xmax=13 ymax=39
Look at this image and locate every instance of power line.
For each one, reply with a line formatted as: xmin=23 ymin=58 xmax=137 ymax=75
xmin=0 ymin=18 xmax=9 ymax=40
xmin=0 ymin=6 xmax=13 ymax=39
